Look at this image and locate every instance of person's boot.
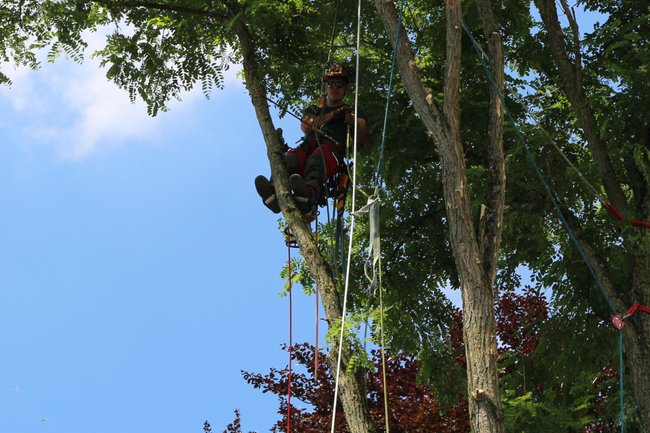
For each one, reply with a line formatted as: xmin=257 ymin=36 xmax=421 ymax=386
xmin=255 ymin=175 xmax=281 ymax=214
xmin=289 ymin=173 xmax=317 ymax=214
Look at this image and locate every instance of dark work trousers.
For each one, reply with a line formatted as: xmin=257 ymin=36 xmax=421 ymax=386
xmin=285 ymin=138 xmax=342 ymax=199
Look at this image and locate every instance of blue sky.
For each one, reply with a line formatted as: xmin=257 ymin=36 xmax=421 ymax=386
xmin=0 ymin=42 xmax=320 ymax=433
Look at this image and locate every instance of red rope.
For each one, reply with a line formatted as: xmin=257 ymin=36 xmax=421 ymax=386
xmin=630 ymin=219 xmax=650 ymax=229
xmin=604 ymin=203 xmax=624 ymax=221
xmin=315 ymin=216 xmax=320 ymax=381
xmin=287 ymin=237 xmax=293 ymax=433
xmin=624 ymin=304 xmax=650 ymax=318
xmin=611 ymin=304 xmax=650 ymax=330
xmin=604 ymin=203 xmax=650 ymax=229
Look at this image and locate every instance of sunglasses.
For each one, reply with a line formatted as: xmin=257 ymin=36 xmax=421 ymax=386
xmin=326 ymin=81 xmax=347 ymax=89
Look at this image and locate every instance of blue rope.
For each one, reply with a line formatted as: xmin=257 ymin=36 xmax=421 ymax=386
xmin=460 ymin=20 xmax=625 ymax=432
xmin=375 ymin=0 xmax=406 ymax=187
xmin=619 ymin=331 xmax=625 ymax=433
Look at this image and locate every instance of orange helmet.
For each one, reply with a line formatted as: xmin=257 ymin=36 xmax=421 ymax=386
xmin=323 ymin=63 xmax=349 ymax=83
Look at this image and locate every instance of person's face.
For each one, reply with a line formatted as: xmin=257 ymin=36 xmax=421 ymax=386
xmin=326 ymin=79 xmax=347 ymax=104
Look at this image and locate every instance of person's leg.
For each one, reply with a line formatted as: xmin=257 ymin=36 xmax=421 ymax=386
xmin=290 ymin=141 xmax=341 ymax=209
xmin=305 ymin=141 xmax=341 ymax=197
xmin=284 ymin=147 xmax=307 ymax=176
xmin=255 ymin=147 xmax=308 ymax=213
xmin=254 ymin=175 xmax=280 ymax=213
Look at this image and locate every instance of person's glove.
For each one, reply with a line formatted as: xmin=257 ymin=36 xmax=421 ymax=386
xmin=344 ymin=109 xmax=358 ymax=126
xmin=332 ymin=105 xmax=353 ymax=120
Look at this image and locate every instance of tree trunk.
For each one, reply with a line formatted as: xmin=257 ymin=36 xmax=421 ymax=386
xmin=625 ymin=252 xmax=650 ymax=433
xmin=375 ymin=1 xmax=505 ymax=432
xmin=533 ymin=2 xmax=650 ymax=430
xmin=234 ymin=20 xmax=375 ymax=433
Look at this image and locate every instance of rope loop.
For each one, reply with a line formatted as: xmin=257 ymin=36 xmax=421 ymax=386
xmin=284 ymin=227 xmax=299 ymax=249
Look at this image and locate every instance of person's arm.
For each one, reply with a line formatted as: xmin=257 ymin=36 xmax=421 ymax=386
xmin=301 ymin=106 xmax=349 ymax=133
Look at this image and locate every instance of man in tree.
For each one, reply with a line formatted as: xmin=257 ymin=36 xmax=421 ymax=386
xmin=255 ymin=63 xmax=369 ymax=215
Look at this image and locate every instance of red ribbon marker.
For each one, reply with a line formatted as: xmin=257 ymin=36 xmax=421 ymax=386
xmin=611 ymin=304 xmax=650 ymax=330
xmin=604 ymin=203 xmax=650 ymax=229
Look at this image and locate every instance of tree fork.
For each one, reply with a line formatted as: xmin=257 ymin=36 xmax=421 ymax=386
xmin=375 ymin=1 xmax=504 ymax=431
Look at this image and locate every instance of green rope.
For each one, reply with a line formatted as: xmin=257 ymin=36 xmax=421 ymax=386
xmin=461 ymin=20 xmax=625 ymax=432
xmin=365 ymin=3 xmax=407 ymax=431
xmin=376 ymin=0 xmax=406 ymax=186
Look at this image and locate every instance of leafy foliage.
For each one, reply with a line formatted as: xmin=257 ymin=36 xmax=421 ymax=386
xmin=244 ymin=289 xmax=621 ymax=432
xmin=242 ymin=343 xmax=469 ymax=433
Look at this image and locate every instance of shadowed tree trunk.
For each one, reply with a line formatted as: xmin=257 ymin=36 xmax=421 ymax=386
xmin=534 ymin=1 xmax=650 ymax=430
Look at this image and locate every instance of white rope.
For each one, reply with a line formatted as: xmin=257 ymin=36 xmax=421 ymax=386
xmin=329 ymin=0 xmax=362 ymax=430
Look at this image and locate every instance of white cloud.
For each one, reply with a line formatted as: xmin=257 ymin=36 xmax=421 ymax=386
xmin=0 ymin=29 xmax=243 ymax=161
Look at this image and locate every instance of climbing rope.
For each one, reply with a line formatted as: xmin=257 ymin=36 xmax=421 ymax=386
xmin=461 ymin=20 xmax=628 ymax=432
xmin=325 ymin=0 xmax=343 ymax=68
xmin=329 ymin=0 xmax=363 ymax=431
xmin=254 ymin=94 xmax=343 ymax=146
xmin=315 ymin=215 xmax=320 ymax=381
xmin=285 ymin=231 xmax=294 ymax=433
xmin=376 ymin=0 xmax=405 ymax=188
xmin=365 ymin=2 xmax=407 ymax=431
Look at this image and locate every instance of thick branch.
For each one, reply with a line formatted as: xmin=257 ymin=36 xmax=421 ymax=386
xmin=89 ymin=0 xmax=229 ymax=20
xmin=443 ymin=3 xmax=461 ymax=142
xmin=472 ymin=0 xmax=506 ymax=288
xmin=561 ymin=208 xmax=627 ymax=313
xmin=557 ymin=0 xmax=582 ymax=70
xmin=533 ymin=0 xmax=629 ymax=215
xmin=374 ymin=0 xmax=449 ymax=145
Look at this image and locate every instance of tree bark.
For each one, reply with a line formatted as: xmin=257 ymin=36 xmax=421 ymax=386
xmin=626 ymin=252 xmax=650 ymax=433
xmin=375 ymin=1 xmax=505 ymax=432
xmin=234 ymin=20 xmax=375 ymax=433
xmin=473 ymin=0 xmax=506 ymax=287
